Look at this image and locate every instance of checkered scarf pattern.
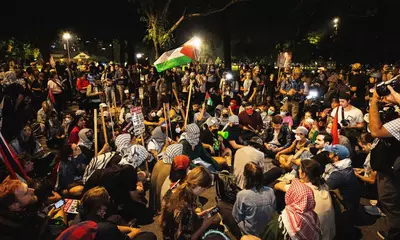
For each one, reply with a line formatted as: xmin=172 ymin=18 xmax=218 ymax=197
xmin=119 ymin=144 xmax=149 ymax=169
xmin=161 ymin=144 xmax=183 ymax=164
xmin=56 ymin=221 xmax=98 ymax=240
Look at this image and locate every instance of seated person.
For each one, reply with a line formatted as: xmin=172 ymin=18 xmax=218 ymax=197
xmin=238 ymin=103 xmax=263 ymax=138
xmin=0 ymin=178 xmax=67 ymax=240
xmin=10 ymin=125 xmax=43 ymax=157
xmin=77 ymin=128 xmax=95 ymax=164
xmin=232 ymin=162 xmax=276 ymax=237
xmin=160 ymin=166 xmax=220 ymax=240
xmin=222 ymin=115 xmax=247 ymax=157
xmin=160 ymin=155 xmax=190 ymax=203
xmin=264 ymin=115 xmax=292 ymax=159
xmin=233 ymin=146 xmax=265 ymax=190
xmin=194 ymin=102 xmax=211 ymax=126
xmin=323 ymin=144 xmax=360 ymax=216
xmin=274 ymin=159 xmax=336 ymax=240
xmin=180 ymin=123 xmax=225 ymax=171
xmin=67 ymin=186 xmax=155 ymax=240
xmin=147 ymin=125 xmax=168 ymax=162
xmin=84 ymin=144 xmax=151 ymax=223
xmin=276 ymin=126 xmax=312 ymax=170
xmin=279 ymin=105 xmax=293 ymax=130
xmin=201 ymin=117 xmax=232 ymax=164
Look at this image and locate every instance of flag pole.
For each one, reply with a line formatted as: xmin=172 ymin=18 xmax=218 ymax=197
xmin=184 ymin=80 xmax=193 ymax=128
xmin=100 ymin=106 xmax=108 ymax=144
xmin=94 ymin=109 xmax=98 ymax=156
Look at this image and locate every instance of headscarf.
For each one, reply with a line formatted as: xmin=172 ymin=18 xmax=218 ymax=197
xmin=119 ymin=144 xmax=148 ymax=168
xmin=185 ymin=124 xmax=200 ymax=148
xmin=150 ymin=126 xmax=167 ymax=148
xmin=160 ymin=144 xmax=184 ymax=164
xmin=115 ymin=133 xmax=132 ymax=155
xmin=77 ymin=128 xmax=93 ymax=150
xmin=280 ymin=179 xmax=321 ymax=240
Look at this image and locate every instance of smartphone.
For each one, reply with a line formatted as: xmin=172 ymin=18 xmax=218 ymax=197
xmin=54 ymin=199 xmax=65 ymax=209
xmin=208 ymin=206 xmax=220 ymax=218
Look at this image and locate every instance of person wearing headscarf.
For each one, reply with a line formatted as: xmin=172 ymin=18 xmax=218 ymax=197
xmin=147 ymin=126 xmax=168 ymax=162
xmin=160 ymin=155 xmax=191 ymax=201
xmin=84 ymin=144 xmax=151 ymax=223
xmin=149 ymin=143 xmax=183 ymax=214
xmin=77 ymin=128 xmax=94 ymax=164
xmin=10 ymin=125 xmax=43 ymax=156
xmin=263 ymin=178 xmax=321 ymax=240
xmin=180 ymin=123 xmax=225 ymax=172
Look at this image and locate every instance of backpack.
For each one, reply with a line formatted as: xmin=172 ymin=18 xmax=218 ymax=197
xmin=215 ymin=170 xmax=239 ymax=204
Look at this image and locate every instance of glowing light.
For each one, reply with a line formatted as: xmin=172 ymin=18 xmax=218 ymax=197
xmin=226 ymin=73 xmax=233 ymax=80
xmin=62 ymin=32 xmax=71 ymax=40
xmin=192 ymin=37 xmax=202 ymax=48
xmin=333 ymin=18 xmax=339 ymax=24
xmin=136 ymin=53 xmax=143 ymax=59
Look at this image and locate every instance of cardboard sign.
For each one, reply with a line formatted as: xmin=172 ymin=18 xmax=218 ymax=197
xmin=139 ymin=87 xmax=144 ymax=100
xmin=63 ymin=199 xmax=80 ymax=214
xmin=130 ymin=107 xmax=145 ymax=136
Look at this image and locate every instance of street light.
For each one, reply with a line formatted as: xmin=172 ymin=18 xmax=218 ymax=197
xmin=136 ymin=53 xmax=143 ymax=59
xmin=192 ymin=37 xmax=202 ymax=49
xmin=62 ymin=32 xmax=72 ymax=63
xmin=333 ymin=18 xmax=339 ymax=24
xmin=333 ymin=18 xmax=339 ymax=33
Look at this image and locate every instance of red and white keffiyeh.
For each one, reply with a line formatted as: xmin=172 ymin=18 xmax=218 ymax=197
xmin=280 ymin=178 xmax=322 ymax=240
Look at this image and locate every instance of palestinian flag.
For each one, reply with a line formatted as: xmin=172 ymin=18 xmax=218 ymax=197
xmin=46 ymin=89 xmax=56 ymax=109
xmin=331 ymin=107 xmax=340 ymax=145
xmin=205 ymin=92 xmax=213 ymax=106
xmin=154 ymin=38 xmax=198 ymax=72
xmin=0 ymin=132 xmax=29 ymax=181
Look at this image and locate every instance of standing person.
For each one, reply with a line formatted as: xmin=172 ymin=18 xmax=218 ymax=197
xmin=160 ymin=166 xmax=218 ymax=240
xmin=76 ymin=72 xmax=90 ymax=110
xmin=47 ymin=71 xmax=65 ymax=113
xmin=206 ymin=64 xmax=217 ymax=90
xmin=114 ymin=64 xmax=127 ymax=104
xmin=349 ymin=63 xmax=368 ymax=110
xmin=86 ymin=79 xmax=104 ymax=112
xmin=369 ymin=86 xmax=400 ymax=240
xmin=241 ymin=71 xmax=257 ymax=103
xmin=30 ymin=72 xmax=46 ymax=111
xmin=102 ymin=65 xmax=116 ymax=107
xmin=265 ymin=73 xmax=277 ymax=106
xmin=279 ymin=68 xmax=304 ymax=125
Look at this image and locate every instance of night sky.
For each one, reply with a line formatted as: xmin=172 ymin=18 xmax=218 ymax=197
xmin=3 ymin=0 xmax=400 ymax=64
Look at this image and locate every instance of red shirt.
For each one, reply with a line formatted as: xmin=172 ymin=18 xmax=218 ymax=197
xmin=76 ymin=78 xmax=89 ymax=91
xmin=68 ymin=126 xmax=82 ymax=144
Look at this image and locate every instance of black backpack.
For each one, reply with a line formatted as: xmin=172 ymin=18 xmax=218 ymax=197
xmin=215 ymin=170 xmax=239 ymax=204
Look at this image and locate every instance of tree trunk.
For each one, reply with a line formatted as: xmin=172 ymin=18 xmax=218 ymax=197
xmin=153 ymin=39 xmax=160 ymax=60
xmin=127 ymin=37 xmax=135 ymax=64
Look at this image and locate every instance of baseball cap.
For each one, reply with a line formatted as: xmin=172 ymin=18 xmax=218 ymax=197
xmin=324 ymin=144 xmax=350 ymax=160
xmin=229 ymin=115 xmax=239 ymax=125
xmin=293 ymin=126 xmax=309 ymax=136
xmin=206 ymin=117 xmax=219 ymax=128
xmin=172 ymin=155 xmax=190 ymax=170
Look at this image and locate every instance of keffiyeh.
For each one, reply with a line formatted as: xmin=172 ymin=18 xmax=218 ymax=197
xmin=185 ymin=124 xmax=200 ymax=148
xmin=119 ymin=144 xmax=148 ymax=168
xmin=160 ymin=144 xmax=184 ymax=164
xmin=115 ymin=133 xmax=132 ymax=155
xmin=150 ymin=126 xmax=167 ymax=148
xmin=77 ymin=128 xmax=93 ymax=150
xmin=280 ymin=178 xmax=321 ymax=240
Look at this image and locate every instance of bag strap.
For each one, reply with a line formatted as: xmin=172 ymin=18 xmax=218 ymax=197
xmin=49 ymin=79 xmax=64 ymax=91
xmin=341 ymin=106 xmax=345 ymax=122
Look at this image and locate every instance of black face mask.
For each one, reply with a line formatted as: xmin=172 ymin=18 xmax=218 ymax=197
xmin=87 ymin=135 xmax=94 ymax=141
xmin=223 ymin=114 xmax=229 ymax=118
xmin=211 ymin=129 xmax=218 ymax=134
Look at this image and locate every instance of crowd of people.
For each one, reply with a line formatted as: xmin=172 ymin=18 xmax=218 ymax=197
xmin=0 ymin=58 xmax=399 ymax=240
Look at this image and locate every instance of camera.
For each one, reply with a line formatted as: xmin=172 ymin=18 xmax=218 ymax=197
xmin=341 ymin=119 xmax=350 ymax=127
xmin=376 ymin=75 xmax=400 ymax=97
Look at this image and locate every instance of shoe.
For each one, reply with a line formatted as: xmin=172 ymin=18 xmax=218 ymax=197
xmin=377 ymin=230 xmax=386 ymax=239
xmin=364 ymin=206 xmax=386 ymax=217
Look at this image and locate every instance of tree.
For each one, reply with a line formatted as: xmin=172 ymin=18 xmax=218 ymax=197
xmin=131 ymin=0 xmax=247 ymax=59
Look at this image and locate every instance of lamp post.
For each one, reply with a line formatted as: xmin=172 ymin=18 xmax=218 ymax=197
xmin=333 ymin=18 xmax=339 ymax=33
xmin=62 ymin=32 xmax=71 ymax=63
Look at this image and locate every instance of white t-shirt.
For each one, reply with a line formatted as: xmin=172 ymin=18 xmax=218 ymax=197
xmin=330 ymin=106 xmax=364 ymax=127
xmin=243 ymin=79 xmax=253 ymax=96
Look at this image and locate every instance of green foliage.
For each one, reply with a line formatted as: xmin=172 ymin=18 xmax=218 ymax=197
xmin=307 ymin=32 xmax=322 ymax=45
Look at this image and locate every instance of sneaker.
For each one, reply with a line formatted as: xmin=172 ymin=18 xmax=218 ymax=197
xmin=364 ymin=205 xmax=386 ymax=217
xmin=377 ymin=230 xmax=386 ymax=239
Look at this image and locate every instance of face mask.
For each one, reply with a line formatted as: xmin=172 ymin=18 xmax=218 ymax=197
xmin=175 ymin=127 xmax=181 ymax=134
xmin=87 ymin=135 xmax=94 ymax=141
xmin=246 ymin=109 xmax=254 ymax=115
xmin=157 ymin=110 xmax=163 ymax=117
xmin=326 ymin=128 xmax=331 ymax=133
xmin=223 ymin=113 xmax=229 ymax=118
xmin=107 ymin=122 xmax=113 ymax=128
xmin=127 ymin=104 xmax=132 ymax=109
xmin=211 ymin=128 xmax=218 ymax=133
xmin=268 ymin=110 xmax=274 ymax=116
xmin=280 ymin=111 xmax=287 ymax=117
xmin=151 ymin=112 xmax=156 ymax=117
xmin=65 ymin=118 xmax=72 ymax=124
xmin=295 ymin=135 xmax=302 ymax=141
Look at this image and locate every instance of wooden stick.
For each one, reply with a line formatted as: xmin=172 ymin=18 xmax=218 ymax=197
xmin=184 ymin=81 xmax=193 ymax=127
xmin=140 ymin=133 xmax=150 ymax=174
xmin=163 ymin=103 xmax=169 ymax=141
xmin=100 ymin=107 xmax=108 ymax=144
xmin=94 ymin=109 xmax=98 ymax=157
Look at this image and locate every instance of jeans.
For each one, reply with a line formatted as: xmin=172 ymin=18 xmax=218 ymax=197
xmin=116 ymin=85 xmax=125 ymax=103
xmin=104 ymin=85 xmax=116 ymax=106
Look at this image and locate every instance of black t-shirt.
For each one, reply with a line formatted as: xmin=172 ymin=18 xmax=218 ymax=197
xmin=223 ymin=126 xmax=241 ymax=150
xmin=200 ymin=128 xmax=220 ymax=155
xmin=84 ymin=164 xmax=137 ymax=204
xmin=350 ymin=74 xmax=367 ymax=100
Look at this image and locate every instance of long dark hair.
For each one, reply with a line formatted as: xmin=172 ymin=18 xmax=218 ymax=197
xmin=244 ymin=162 xmax=264 ymax=192
xmin=17 ymin=125 xmax=36 ymax=154
xmin=300 ymin=159 xmax=325 ymax=189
